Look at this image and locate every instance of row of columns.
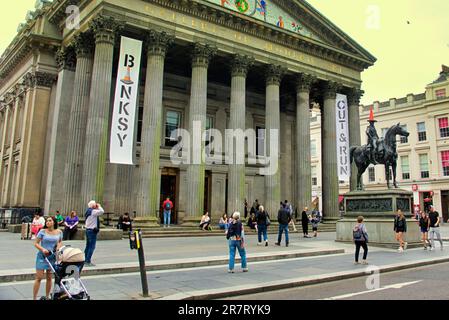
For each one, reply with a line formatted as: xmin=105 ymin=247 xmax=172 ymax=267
xmin=58 ymin=14 xmax=364 ymax=221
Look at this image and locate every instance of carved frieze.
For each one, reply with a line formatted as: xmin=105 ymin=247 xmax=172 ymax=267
xmin=346 ymin=198 xmax=393 ymax=212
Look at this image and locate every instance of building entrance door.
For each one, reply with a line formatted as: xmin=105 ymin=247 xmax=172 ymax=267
xmin=442 ymin=191 xmax=449 ymax=222
xmin=160 ymin=168 xmax=178 ymax=225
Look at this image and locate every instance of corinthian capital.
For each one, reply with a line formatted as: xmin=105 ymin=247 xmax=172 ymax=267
xmin=90 ymin=15 xmax=124 ymax=45
xmin=265 ymin=64 xmax=287 ymax=86
xmin=295 ymin=73 xmax=317 ymax=93
xmin=347 ymin=87 xmax=364 ymax=106
xmin=191 ymin=43 xmax=217 ymax=68
xmin=323 ymin=80 xmax=342 ymax=99
xmin=55 ymin=46 xmax=77 ymax=71
xmin=230 ymin=54 xmax=255 ymax=78
xmin=24 ymin=71 xmax=57 ymax=88
xmin=145 ymin=30 xmax=174 ymax=57
xmin=72 ymin=31 xmax=95 ymax=58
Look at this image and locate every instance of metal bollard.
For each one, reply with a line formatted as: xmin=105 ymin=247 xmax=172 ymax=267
xmin=129 ymin=229 xmax=149 ymax=297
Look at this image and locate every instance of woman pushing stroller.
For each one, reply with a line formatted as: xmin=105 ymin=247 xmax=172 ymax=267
xmin=33 ymin=216 xmax=63 ymax=300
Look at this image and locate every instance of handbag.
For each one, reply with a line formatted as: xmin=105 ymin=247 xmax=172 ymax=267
xmin=265 ymin=214 xmax=271 ymax=226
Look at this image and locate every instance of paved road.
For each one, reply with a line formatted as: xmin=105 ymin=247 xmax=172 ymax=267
xmin=227 ymin=261 xmax=449 ymax=300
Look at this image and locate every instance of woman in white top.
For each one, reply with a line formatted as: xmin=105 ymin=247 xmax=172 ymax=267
xmin=199 ymin=212 xmax=211 ymax=231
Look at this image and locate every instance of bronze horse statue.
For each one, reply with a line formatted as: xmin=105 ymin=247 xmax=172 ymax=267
xmin=350 ymin=123 xmax=409 ymax=190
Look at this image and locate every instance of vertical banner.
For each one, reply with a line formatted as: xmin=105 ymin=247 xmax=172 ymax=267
xmin=336 ymin=93 xmax=350 ymax=181
xmin=110 ymin=36 xmax=142 ymax=165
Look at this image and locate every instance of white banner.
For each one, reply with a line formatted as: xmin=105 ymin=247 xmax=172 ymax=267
xmin=336 ymin=94 xmax=350 ymax=181
xmin=110 ymin=36 xmax=142 ymax=165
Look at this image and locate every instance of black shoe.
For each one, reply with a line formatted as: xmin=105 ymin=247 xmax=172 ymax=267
xmin=275 ymin=242 xmax=280 ymax=246
xmin=286 ymin=243 xmax=289 ymax=247
xmin=265 ymin=241 xmax=268 ymax=247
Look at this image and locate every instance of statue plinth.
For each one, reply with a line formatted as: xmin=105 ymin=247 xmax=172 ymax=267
xmin=336 ymin=189 xmax=421 ymax=248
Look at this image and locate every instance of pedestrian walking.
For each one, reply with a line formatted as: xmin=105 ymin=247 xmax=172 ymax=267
xmin=33 ymin=216 xmax=63 ymax=300
xmin=311 ymin=213 xmax=320 ymax=238
xmin=284 ymin=200 xmax=297 ymax=232
xmin=428 ymin=205 xmax=443 ymax=251
xmin=226 ymin=211 xmax=248 ymax=273
xmin=275 ymin=203 xmax=290 ymax=247
xmin=353 ymin=216 xmax=369 ymax=265
xmin=84 ymin=200 xmax=104 ymax=267
xmin=244 ymin=199 xmax=248 ymax=219
xmin=162 ymin=197 xmax=173 ymax=228
xmin=394 ymin=209 xmax=407 ymax=252
xmin=256 ymin=205 xmax=269 ymax=246
xmin=418 ymin=210 xmax=430 ymax=250
xmin=63 ymin=211 xmax=79 ymax=240
xmin=301 ymin=207 xmax=310 ymax=238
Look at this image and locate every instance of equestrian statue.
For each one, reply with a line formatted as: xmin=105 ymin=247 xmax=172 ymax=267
xmin=350 ymin=108 xmax=410 ymax=190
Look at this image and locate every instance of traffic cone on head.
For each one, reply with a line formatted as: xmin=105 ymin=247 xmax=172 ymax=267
xmin=368 ymin=106 xmax=377 ymax=122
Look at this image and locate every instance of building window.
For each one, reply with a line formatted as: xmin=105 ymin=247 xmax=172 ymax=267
xmin=311 ymin=140 xmax=317 ymax=157
xmin=205 ymin=116 xmax=214 ymax=146
xmin=419 ymin=154 xmax=429 ymax=178
xmin=401 ymin=156 xmax=410 ymax=180
xmin=436 ymin=89 xmax=446 ymax=100
xmin=417 ymin=122 xmax=427 ymax=141
xmin=311 ymin=166 xmax=317 ymax=186
xmin=164 ymin=111 xmax=181 ymax=147
xmin=256 ymin=126 xmax=265 ymax=156
xmin=439 ymin=117 xmax=449 ymax=138
xmin=399 ymin=125 xmax=408 ymax=143
xmin=442 ymin=150 xmax=449 ymax=176
xmin=368 ymin=166 xmax=375 ymax=182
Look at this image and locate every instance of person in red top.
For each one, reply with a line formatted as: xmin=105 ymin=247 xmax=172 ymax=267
xmin=162 ymin=197 xmax=173 ymax=228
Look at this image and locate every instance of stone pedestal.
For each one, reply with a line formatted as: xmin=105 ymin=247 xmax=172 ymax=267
xmin=336 ymin=189 xmax=421 ymax=248
xmin=132 ymin=216 xmax=159 ymax=228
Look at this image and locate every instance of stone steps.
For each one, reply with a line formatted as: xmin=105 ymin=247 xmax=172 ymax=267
xmin=139 ymin=224 xmax=336 ymax=238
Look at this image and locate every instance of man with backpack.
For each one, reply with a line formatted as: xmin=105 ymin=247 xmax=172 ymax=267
xmin=353 ymin=216 xmax=369 ymax=265
xmin=162 ymin=197 xmax=173 ymax=228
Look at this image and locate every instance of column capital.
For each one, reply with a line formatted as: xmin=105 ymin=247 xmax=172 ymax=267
xmin=191 ymin=43 xmax=217 ymax=68
xmin=145 ymin=30 xmax=174 ymax=57
xmin=295 ymin=73 xmax=317 ymax=93
xmin=24 ymin=71 xmax=57 ymax=89
xmin=265 ymin=64 xmax=287 ymax=86
xmin=230 ymin=54 xmax=254 ymax=77
xmin=347 ymin=87 xmax=364 ymax=106
xmin=72 ymin=31 xmax=95 ymax=58
xmin=55 ymin=46 xmax=77 ymax=72
xmin=90 ymin=15 xmax=124 ymax=45
xmin=323 ymin=80 xmax=342 ymax=99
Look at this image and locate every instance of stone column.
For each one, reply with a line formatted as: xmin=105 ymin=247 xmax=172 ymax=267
xmin=44 ymin=46 xmax=76 ymax=214
xmin=321 ymin=81 xmax=342 ymax=221
xmin=135 ymin=30 xmax=173 ymax=225
xmin=63 ymin=32 xmax=95 ymax=215
xmin=347 ymin=88 xmax=364 ymax=191
xmin=184 ymin=43 xmax=216 ymax=225
xmin=80 ymin=16 xmax=122 ymax=209
xmin=227 ymin=54 xmax=254 ymax=215
xmin=264 ymin=65 xmax=286 ymax=217
xmin=295 ymin=73 xmax=316 ymax=212
xmin=3 ymin=88 xmax=22 ymax=206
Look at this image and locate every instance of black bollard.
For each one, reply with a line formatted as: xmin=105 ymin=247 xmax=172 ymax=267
xmin=129 ymin=229 xmax=149 ymax=297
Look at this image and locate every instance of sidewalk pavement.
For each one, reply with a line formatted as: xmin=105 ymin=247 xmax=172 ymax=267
xmin=0 ymin=225 xmax=448 ymax=300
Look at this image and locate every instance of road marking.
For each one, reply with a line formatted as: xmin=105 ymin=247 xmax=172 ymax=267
xmin=322 ymin=280 xmax=422 ymax=300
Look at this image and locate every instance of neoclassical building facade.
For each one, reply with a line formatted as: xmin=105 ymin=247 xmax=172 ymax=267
xmin=0 ymin=0 xmax=375 ymax=225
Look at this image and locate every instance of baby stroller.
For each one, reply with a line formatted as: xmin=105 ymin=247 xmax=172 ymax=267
xmin=43 ymin=245 xmax=90 ymax=300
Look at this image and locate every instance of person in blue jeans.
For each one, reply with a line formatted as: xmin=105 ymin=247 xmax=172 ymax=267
xmin=162 ymin=197 xmax=173 ymax=228
xmin=275 ymin=203 xmax=291 ymax=247
xmin=84 ymin=200 xmax=104 ymax=267
xmin=226 ymin=211 xmax=248 ymax=273
xmin=256 ymin=205 xmax=269 ymax=246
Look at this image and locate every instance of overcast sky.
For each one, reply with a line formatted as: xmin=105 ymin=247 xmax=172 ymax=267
xmin=1 ymin=0 xmax=448 ymax=105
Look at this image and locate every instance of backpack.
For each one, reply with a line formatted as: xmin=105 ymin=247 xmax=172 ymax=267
xmin=165 ymin=202 xmax=171 ymax=210
xmin=353 ymin=224 xmax=365 ymax=241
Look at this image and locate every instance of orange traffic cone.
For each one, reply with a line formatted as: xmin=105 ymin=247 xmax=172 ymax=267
xmin=120 ymin=66 xmax=133 ymax=85
xmin=368 ymin=106 xmax=377 ymax=122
